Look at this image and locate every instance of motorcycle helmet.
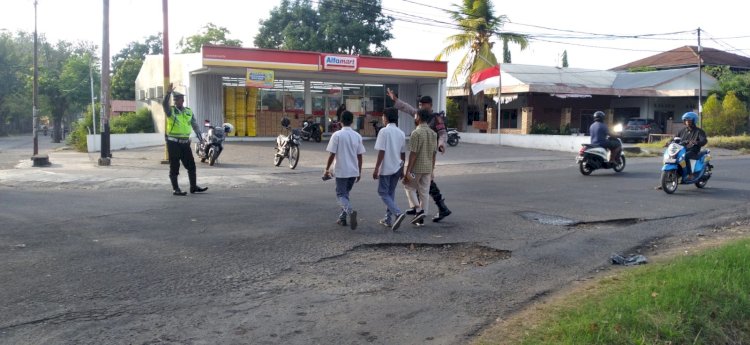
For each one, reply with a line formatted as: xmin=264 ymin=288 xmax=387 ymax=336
xmin=681 ymin=111 xmax=698 ymax=124
xmin=593 ymin=111 xmax=605 ymax=122
xmin=281 ymin=117 xmax=291 ymax=127
xmin=223 ymin=123 xmax=234 ymax=134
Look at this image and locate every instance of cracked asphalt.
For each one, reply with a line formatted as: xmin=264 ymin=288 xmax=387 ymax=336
xmin=1 ymin=135 xmax=749 ymax=344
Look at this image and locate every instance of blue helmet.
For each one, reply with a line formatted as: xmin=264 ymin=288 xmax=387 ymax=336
xmin=681 ymin=112 xmax=698 ymax=123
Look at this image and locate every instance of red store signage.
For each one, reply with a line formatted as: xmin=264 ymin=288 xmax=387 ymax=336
xmin=322 ymin=55 xmax=358 ymax=71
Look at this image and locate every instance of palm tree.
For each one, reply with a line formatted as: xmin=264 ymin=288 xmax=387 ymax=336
xmin=436 ymin=0 xmax=529 ymax=86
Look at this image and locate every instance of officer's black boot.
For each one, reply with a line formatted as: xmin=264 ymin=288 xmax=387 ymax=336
xmin=171 ymin=175 xmax=186 ymax=196
xmin=432 ymin=199 xmax=452 ymax=222
xmin=189 ymin=172 xmax=207 ymax=194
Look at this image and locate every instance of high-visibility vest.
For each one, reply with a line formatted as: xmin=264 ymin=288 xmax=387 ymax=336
xmin=167 ymin=107 xmax=194 ymax=138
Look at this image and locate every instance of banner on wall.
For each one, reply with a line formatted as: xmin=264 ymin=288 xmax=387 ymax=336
xmin=246 ymin=68 xmax=275 ymax=88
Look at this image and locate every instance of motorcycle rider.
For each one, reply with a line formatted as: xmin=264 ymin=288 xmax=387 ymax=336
xmin=386 ymin=89 xmax=451 ymax=222
xmin=676 ymin=111 xmax=708 ymax=180
xmin=588 ymin=110 xmax=621 ymax=163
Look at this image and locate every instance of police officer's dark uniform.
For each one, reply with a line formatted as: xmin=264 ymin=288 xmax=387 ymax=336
xmin=162 ymin=85 xmax=207 ymax=196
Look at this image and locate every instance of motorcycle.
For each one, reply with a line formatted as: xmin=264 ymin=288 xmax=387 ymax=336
xmin=274 ymin=118 xmax=301 ymax=169
xmin=659 ymin=137 xmax=713 ymax=194
xmin=196 ymin=121 xmax=232 ymax=166
xmin=301 ymin=119 xmax=322 ymax=142
xmin=371 ymin=119 xmax=384 ymax=137
xmin=447 ymin=128 xmax=460 ymax=146
xmin=576 ymin=138 xmax=626 ymax=175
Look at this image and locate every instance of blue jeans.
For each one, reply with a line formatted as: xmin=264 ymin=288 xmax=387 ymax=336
xmin=335 ymin=177 xmax=357 ymax=218
xmin=378 ymin=171 xmax=402 ymax=222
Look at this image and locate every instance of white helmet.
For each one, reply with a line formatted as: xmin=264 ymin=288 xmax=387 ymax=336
xmin=223 ymin=123 xmax=234 ymax=134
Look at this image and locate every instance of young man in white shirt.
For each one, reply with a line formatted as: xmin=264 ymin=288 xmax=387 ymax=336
xmin=323 ymin=110 xmax=366 ymax=230
xmin=372 ymin=107 xmax=407 ymax=231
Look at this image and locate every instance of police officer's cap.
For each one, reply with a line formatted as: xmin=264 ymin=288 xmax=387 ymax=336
xmin=173 ymin=91 xmax=185 ymax=98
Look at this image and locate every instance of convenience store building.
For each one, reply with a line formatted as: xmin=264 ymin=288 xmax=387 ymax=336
xmin=135 ymin=46 xmax=448 ymax=138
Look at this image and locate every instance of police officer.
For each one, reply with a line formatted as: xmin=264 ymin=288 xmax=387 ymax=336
xmin=387 ymin=89 xmax=452 ymax=222
xmin=162 ymin=83 xmax=208 ymax=196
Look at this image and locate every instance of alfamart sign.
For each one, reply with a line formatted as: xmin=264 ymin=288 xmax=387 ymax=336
xmin=323 ymin=55 xmax=358 ymax=71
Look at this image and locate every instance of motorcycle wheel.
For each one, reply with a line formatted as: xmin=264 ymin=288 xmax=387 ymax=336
xmin=613 ymin=155 xmax=626 ymax=172
xmin=274 ymin=149 xmax=284 ymax=166
xmin=289 ymin=145 xmax=300 ymax=169
xmin=661 ymin=170 xmax=679 ymax=194
xmin=448 ymin=137 xmax=458 ymax=146
xmin=209 ymin=148 xmax=218 ymax=166
xmin=315 ymin=132 xmax=321 ymax=143
xmin=578 ymin=160 xmax=593 ymax=175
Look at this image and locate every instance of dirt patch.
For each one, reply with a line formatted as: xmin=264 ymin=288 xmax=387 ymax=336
xmin=471 ymin=224 xmax=750 ymax=345
xmin=263 ymin=243 xmax=511 ymax=296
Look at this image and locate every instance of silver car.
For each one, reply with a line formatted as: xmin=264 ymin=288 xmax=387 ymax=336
xmin=620 ymin=118 xmax=662 ymax=143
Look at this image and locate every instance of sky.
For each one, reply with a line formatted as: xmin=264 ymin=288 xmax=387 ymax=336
xmin=3 ymin=0 xmax=749 ymax=81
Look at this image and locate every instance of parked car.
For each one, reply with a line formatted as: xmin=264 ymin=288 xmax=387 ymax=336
xmin=618 ymin=118 xmax=663 ymax=142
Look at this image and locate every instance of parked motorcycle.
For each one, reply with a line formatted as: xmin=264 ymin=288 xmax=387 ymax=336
xmin=196 ymin=121 xmax=233 ymax=166
xmin=371 ymin=120 xmax=384 ymax=137
xmin=576 ymin=138 xmax=626 ymax=175
xmin=274 ymin=118 xmax=301 ymax=169
xmin=659 ymin=137 xmax=713 ymax=194
xmin=301 ymin=119 xmax=322 ymax=142
xmin=447 ymin=128 xmax=460 ymax=146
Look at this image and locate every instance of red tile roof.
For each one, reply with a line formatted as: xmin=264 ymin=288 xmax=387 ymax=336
xmin=611 ymin=46 xmax=750 ymax=71
xmin=111 ymin=100 xmax=136 ymax=114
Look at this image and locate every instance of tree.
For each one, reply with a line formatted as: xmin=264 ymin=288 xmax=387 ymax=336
xmin=255 ymin=0 xmax=394 ymax=56
xmin=702 ymin=93 xmax=723 ymax=136
xmin=177 ymin=23 xmax=242 ymax=53
xmin=436 ymin=0 xmax=529 ymax=85
xmin=38 ymin=41 xmax=96 ymax=142
xmin=722 ymin=91 xmax=748 ymax=135
xmin=112 ymin=34 xmax=162 ymax=72
xmin=111 ymin=57 xmax=142 ymax=100
xmin=0 ymin=31 xmax=33 ymax=135
xmin=562 ymin=50 xmax=569 ymax=68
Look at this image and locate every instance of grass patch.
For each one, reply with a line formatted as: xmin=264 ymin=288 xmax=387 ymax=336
xmin=475 ymin=239 xmax=750 ymax=345
xmin=708 ymin=135 xmax=750 ymax=150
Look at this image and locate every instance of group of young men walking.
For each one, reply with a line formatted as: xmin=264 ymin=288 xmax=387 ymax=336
xmin=323 ymin=90 xmax=451 ymax=231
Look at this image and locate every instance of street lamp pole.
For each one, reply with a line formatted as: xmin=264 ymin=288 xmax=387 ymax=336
xmin=32 ymin=0 xmax=38 ymax=156
xmin=98 ymin=0 xmax=111 ymax=165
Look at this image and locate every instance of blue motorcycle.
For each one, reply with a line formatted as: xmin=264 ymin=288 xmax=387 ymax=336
xmin=660 ymin=137 xmax=713 ymax=194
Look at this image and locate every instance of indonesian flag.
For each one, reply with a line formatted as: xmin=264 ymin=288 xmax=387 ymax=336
xmin=470 ymin=65 xmax=500 ymax=95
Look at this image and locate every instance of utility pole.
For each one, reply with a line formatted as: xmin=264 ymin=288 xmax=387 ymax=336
xmin=697 ymin=27 xmax=703 ymax=127
xmin=98 ymin=0 xmax=111 ymax=165
xmin=30 ymin=0 xmax=49 ymax=167
xmin=161 ymin=0 xmax=171 ymax=164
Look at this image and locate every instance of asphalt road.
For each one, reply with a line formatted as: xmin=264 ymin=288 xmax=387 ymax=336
xmin=1 ymin=137 xmax=749 ymax=345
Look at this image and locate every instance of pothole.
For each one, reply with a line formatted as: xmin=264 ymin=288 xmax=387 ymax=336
xmin=262 ymin=243 xmax=510 ymax=296
xmin=518 ymin=211 xmax=579 ymax=226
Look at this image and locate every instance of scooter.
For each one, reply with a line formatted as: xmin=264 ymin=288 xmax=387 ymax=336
xmin=447 ymin=128 xmax=460 ymax=146
xmin=576 ymin=138 xmax=626 ymax=175
xmin=301 ymin=119 xmax=322 ymax=142
xmin=659 ymin=137 xmax=713 ymax=194
xmin=274 ymin=118 xmax=301 ymax=169
xmin=196 ymin=121 xmax=232 ymax=166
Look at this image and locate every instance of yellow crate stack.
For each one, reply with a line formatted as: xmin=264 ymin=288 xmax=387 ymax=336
xmin=234 ymin=87 xmax=247 ymax=136
xmin=223 ymin=86 xmax=236 ymax=136
xmin=246 ymin=87 xmax=258 ymax=136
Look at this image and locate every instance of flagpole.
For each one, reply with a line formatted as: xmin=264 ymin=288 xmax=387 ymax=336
xmin=497 ymin=64 xmax=501 ymax=134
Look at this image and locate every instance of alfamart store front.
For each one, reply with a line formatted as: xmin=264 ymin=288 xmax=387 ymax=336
xmin=136 ymin=46 xmax=448 ymax=138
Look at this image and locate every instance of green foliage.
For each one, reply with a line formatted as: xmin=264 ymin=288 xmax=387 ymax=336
xmin=445 ymin=98 xmax=460 ymax=128
xmin=67 ymin=104 xmax=96 ymax=152
xmin=0 ymin=31 xmax=33 ymax=135
xmin=713 ymin=70 xmax=750 ymax=103
xmin=112 ymin=34 xmax=162 ymax=71
xmin=111 ymin=57 xmax=143 ymax=100
xmin=435 ymin=0 xmax=528 ymax=86
xmin=627 ymin=66 xmax=657 ymax=72
xmin=559 ymin=123 xmax=571 ymax=135
xmin=702 ymin=93 xmax=724 ymax=135
xmin=509 ymin=239 xmax=750 ymax=345
xmin=530 ymin=121 xmax=554 ymax=134
xmin=109 ymin=107 xmax=154 ymax=134
xmin=708 ymin=135 xmax=750 ymax=150
xmin=255 ymin=0 xmax=394 ymax=56
xmin=704 ymin=65 xmax=732 ymax=80
xmin=178 ymin=23 xmax=242 ymax=54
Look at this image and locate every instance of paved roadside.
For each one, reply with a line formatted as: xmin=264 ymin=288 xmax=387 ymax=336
xmin=1 ymin=139 xmax=742 ymax=190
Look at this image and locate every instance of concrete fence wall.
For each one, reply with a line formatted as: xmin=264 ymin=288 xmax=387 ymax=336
xmin=461 ymin=132 xmax=590 ymax=153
